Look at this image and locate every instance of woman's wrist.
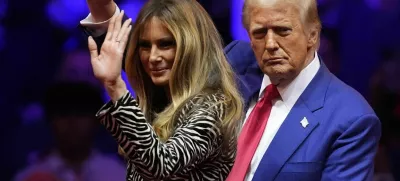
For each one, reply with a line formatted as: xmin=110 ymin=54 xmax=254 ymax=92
xmin=104 ymin=77 xmax=128 ymax=102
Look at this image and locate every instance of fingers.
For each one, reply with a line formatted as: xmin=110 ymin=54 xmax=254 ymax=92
xmin=112 ymin=10 xmax=125 ymax=41
xmin=105 ymin=14 xmax=117 ymax=41
xmin=119 ymin=25 xmax=132 ymax=50
xmin=116 ymin=18 xmax=132 ymax=43
xmin=88 ymin=36 xmax=99 ymax=59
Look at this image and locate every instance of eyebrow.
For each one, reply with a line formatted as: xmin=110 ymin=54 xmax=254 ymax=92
xmin=251 ymin=19 xmax=292 ymax=29
xmin=139 ymin=36 xmax=174 ymax=42
xmin=251 ymin=27 xmax=267 ymax=34
xmin=157 ymin=37 xmax=175 ymax=42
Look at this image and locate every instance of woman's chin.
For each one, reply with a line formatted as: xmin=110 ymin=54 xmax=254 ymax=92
xmin=150 ymin=71 xmax=170 ymax=86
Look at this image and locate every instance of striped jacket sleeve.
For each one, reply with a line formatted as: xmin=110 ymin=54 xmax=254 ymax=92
xmin=96 ymin=92 xmax=226 ymax=180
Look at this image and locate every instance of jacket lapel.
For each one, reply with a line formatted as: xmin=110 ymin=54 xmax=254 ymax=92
xmin=251 ymin=99 xmax=319 ymax=181
xmin=251 ymin=61 xmax=332 ymax=181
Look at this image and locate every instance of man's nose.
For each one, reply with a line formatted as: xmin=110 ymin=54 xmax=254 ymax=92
xmin=265 ymin=31 xmax=279 ymax=51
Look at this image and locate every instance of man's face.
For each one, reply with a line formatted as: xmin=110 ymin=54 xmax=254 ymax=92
xmin=248 ymin=2 xmax=315 ymax=85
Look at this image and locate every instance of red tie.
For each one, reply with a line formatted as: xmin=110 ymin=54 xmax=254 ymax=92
xmin=226 ymin=84 xmax=279 ymax=181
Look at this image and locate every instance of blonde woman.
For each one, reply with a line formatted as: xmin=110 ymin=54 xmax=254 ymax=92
xmin=86 ymin=0 xmax=243 ymax=180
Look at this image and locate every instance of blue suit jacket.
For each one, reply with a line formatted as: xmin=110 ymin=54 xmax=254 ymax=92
xmin=224 ymin=40 xmax=381 ymax=181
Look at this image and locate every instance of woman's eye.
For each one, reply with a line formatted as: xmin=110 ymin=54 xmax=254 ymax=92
xmin=138 ymin=41 xmax=151 ymax=49
xmin=159 ymin=40 xmax=175 ymax=48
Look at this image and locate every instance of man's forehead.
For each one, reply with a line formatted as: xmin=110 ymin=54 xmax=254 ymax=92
xmin=248 ymin=4 xmax=300 ymax=29
xmin=250 ymin=2 xmax=298 ymax=19
xmin=249 ymin=13 xmax=292 ymax=29
xmin=249 ymin=0 xmax=279 ymax=5
xmin=249 ymin=0 xmax=297 ymax=6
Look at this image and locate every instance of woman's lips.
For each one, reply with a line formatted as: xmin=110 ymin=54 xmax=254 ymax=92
xmin=150 ymin=68 xmax=168 ymax=75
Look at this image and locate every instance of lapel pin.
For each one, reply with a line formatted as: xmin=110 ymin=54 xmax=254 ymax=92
xmin=300 ymin=117 xmax=309 ymax=128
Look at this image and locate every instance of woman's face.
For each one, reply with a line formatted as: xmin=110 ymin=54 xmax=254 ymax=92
xmin=138 ymin=17 xmax=176 ymax=86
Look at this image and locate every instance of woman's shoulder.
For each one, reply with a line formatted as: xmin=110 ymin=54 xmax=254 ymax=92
xmin=179 ymin=91 xmax=227 ymax=118
xmin=189 ymin=91 xmax=226 ymax=106
xmin=176 ymin=91 xmax=227 ymax=125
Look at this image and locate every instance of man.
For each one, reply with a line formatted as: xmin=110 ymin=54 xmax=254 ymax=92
xmin=78 ymin=0 xmax=381 ymax=180
xmin=225 ymin=0 xmax=381 ymax=180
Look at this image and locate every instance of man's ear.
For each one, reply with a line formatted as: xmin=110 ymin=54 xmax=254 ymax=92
xmin=307 ymin=24 xmax=319 ymax=48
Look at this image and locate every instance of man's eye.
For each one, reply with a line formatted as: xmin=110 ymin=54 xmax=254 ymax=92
xmin=276 ymin=27 xmax=292 ymax=36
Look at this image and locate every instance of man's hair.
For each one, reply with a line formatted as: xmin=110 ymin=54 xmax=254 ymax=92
xmin=242 ymin=0 xmax=321 ymax=31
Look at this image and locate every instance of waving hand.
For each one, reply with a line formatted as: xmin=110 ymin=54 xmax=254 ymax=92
xmin=88 ymin=10 xmax=132 ymax=101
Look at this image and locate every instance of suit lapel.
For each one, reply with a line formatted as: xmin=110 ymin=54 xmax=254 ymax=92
xmin=251 ymin=60 xmax=332 ymax=181
xmin=251 ymin=99 xmax=320 ymax=181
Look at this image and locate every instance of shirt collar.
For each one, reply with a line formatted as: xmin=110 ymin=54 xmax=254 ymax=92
xmin=259 ymin=52 xmax=321 ymax=108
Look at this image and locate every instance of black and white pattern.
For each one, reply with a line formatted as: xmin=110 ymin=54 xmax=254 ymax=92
xmin=96 ymin=92 xmax=235 ymax=181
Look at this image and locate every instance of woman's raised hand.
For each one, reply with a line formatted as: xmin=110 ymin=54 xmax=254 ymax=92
xmin=88 ymin=10 xmax=132 ymax=101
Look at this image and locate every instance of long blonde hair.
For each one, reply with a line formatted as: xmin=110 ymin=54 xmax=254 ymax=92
xmin=124 ymin=0 xmax=243 ymax=148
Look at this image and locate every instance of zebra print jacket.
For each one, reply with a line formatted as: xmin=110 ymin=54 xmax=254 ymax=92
xmin=96 ymin=91 xmax=236 ymax=181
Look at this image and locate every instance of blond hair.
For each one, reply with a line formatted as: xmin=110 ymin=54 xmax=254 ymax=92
xmin=242 ymin=0 xmax=321 ymax=31
xmin=121 ymin=0 xmax=243 ymax=153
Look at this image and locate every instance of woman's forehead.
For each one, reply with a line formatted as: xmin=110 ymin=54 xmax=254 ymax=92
xmin=139 ymin=18 xmax=174 ymax=39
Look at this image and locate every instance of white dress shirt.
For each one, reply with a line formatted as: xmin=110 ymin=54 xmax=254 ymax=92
xmin=80 ymin=4 xmax=120 ymax=37
xmin=244 ymin=53 xmax=321 ymax=181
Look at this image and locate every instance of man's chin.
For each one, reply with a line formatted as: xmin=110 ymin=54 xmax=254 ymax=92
xmin=263 ymin=66 xmax=289 ymax=77
xmin=262 ymin=67 xmax=293 ymax=85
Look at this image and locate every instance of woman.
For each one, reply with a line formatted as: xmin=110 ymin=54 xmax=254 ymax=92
xmin=87 ymin=0 xmax=243 ymax=180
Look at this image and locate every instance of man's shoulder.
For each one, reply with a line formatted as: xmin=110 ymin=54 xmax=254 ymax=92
xmin=324 ymin=74 xmax=376 ymax=119
xmin=307 ymin=73 xmax=380 ymax=144
xmin=224 ymin=40 xmax=254 ymax=62
xmin=224 ymin=40 xmax=251 ymax=53
xmin=224 ymin=40 xmax=258 ymax=73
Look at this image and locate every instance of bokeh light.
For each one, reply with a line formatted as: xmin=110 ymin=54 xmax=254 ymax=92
xmin=0 ymin=0 xmax=7 ymax=19
xmin=231 ymin=0 xmax=249 ymax=41
xmin=119 ymin=0 xmax=145 ymax=21
xmin=46 ymin=0 xmax=89 ymax=30
xmin=0 ymin=26 xmax=5 ymax=51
